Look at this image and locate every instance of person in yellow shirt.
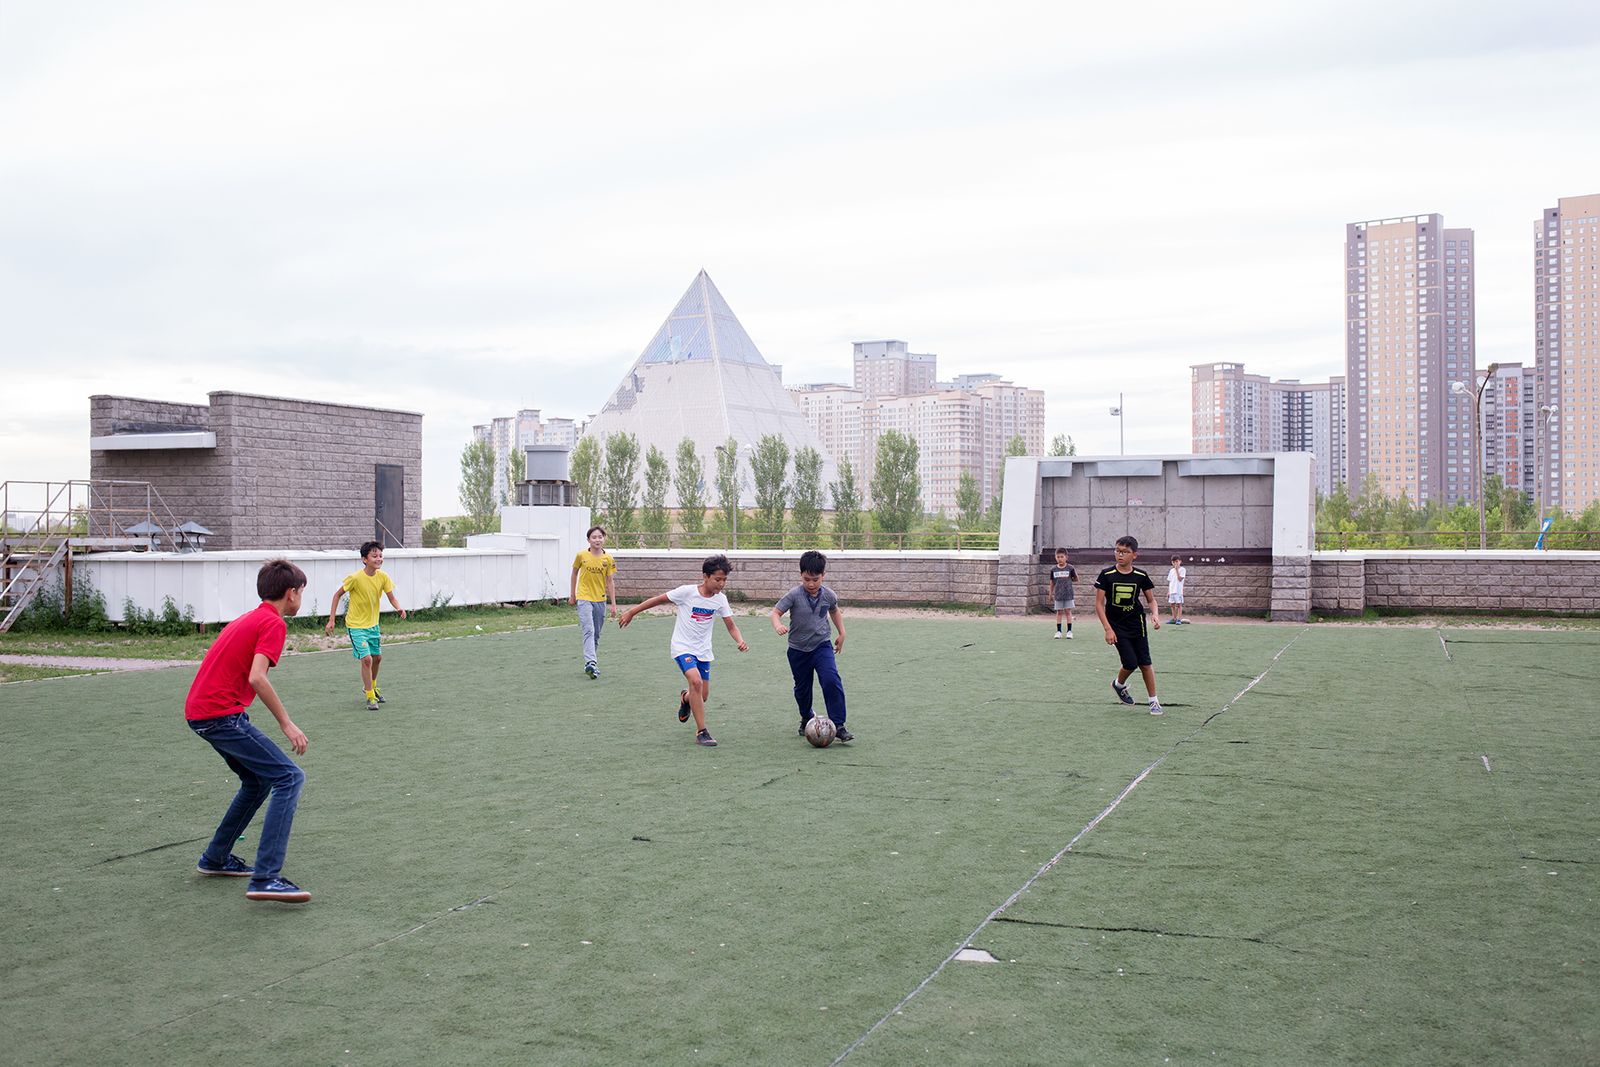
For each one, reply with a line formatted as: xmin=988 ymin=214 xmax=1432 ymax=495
xmin=569 ymin=525 xmax=617 ymax=679
xmin=325 ymin=541 xmax=406 ymax=709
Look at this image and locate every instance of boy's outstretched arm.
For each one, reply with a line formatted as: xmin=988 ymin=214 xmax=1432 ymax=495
xmin=249 ymin=653 xmax=307 ymax=755
xmin=769 ymin=606 xmax=788 ymax=635
xmin=723 ymin=615 xmax=748 ymax=652
xmin=386 ymin=589 xmax=407 ymax=620
xmin=829 ymin=606 xmax=845 ymax=653
xmin=324 ymin=588 xmax=345 ymax=634
xmin=618 ymin=593 xmax=671 ymax=627
xmin=1145 ymin=590 xmax=1161 ymax=629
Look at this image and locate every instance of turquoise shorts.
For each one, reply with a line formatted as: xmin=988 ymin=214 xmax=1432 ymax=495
xmin=349 ymin=626 xmax=382 ymax=660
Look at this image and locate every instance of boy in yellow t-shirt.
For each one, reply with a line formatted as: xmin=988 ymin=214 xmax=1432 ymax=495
xmin=325 ymin=541 xmax=406 ymax=709
xmin=569 ymin=525 xmax=617 ymax=679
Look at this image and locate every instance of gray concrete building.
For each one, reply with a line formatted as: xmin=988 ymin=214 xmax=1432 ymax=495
xmin=89 ymin=392 xmax=422 ymax=550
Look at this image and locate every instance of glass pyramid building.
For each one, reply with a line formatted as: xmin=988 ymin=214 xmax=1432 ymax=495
xmin=583 ymin=270 xmax=840 ymax=507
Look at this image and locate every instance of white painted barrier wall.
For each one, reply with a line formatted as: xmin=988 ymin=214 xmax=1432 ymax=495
xmin=72 ymin=505 xmax=589 ymax=624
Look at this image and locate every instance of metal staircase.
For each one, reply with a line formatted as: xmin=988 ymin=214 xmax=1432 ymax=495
xmin=0 ymin=480 xmax=181 ymax=632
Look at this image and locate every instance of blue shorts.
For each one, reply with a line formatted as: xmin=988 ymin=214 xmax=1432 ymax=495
xmin=673 ymin=653 xmax=711 ymax=680
xmin=349 ymin=626 xmax=382 ymax=659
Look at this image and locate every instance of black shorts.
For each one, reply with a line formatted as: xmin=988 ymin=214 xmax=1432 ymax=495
xmin=1111 ymin=625 xmax=1152 ymax=671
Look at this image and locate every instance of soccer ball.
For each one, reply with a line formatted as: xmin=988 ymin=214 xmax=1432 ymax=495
xmin=804 ymin=717 xmax=836 ymax=748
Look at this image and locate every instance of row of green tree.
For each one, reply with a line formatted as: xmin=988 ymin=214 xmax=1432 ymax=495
xmin=1316 ymin=474 xmax=1600 ymax=549
xmin=452 ymin=432 xmax=1077 ymax=542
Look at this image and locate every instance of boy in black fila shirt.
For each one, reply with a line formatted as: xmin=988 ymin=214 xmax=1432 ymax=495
xmin=1093 ymin=535 xmax=1163 ymax=715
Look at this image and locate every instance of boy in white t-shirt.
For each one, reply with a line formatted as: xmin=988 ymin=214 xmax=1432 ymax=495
xmin=1166 ymin=556 xmax=1188 ymax=625
xmin=618 ymin=554 xmax=748 ymax=747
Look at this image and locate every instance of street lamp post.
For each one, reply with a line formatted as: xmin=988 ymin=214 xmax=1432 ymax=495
xmin=1537 ymin=404 xmax=1558 ymax=532
xmin=1452 ymin=363 xmax=1498 ymax=551
xmin=1109 ymin=393 xmax=1124 ymax=455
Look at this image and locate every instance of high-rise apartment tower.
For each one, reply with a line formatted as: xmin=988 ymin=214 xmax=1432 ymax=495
xmin=1345 ymin=215 xmax=1476 ymax=505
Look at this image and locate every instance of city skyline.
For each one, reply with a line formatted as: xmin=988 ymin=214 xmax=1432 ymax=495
xmin=3 ymin=2 xmax=1598 ymax=517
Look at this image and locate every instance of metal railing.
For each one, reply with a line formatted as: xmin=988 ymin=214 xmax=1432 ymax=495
xmin=1316 ymin=529 xmax=1600 ymax=551
xmin=609 ymin=529 xmax=1001 ymax=551
xmin=0 ymin=479 xmax=181 ymax=547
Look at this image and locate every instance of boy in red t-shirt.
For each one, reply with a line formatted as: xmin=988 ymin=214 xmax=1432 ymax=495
xmin=186 ymin=559 xmax=313 ymax=903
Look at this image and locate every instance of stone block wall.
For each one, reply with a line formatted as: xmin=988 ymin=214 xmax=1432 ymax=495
xmin=89 ymin=397 xmax=225 ymax=540
xmin=1311 ymin=558 xmax=1366 ymax=615
xmin=88 ymin=392 xmax=422 ymax=550
xmin=1352 ymin=554 xmax=1600 ymax=614
xmin=1270 ymin=555 xmax=1311 ymax=621
xmin=613 ymin=551 xmax=997 ymax=608
xmin=212 ymin=393 xmax=422 ymax=551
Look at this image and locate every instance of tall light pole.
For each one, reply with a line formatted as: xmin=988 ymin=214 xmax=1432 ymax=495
xmin=1537 ymin=403 xmax=1558 ymax=532
xmin=1109 ymin=394 xmax=1124 ymax=455
xmin=1452 ymin=363 xmax=1498 ymax=550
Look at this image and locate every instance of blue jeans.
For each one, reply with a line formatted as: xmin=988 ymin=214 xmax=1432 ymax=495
xmin=788 ymin=643 xmax=846 ymax=726
xmin=189 ymin=712 xmax=305 ymax=889
xmin=577 ymin=600 xmax=606 ymax=665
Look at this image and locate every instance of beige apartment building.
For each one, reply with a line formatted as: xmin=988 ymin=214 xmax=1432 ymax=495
xmin=1345 ymin=214 xmax=1477 ymax=505
xmin=791 ymin=344 xmax=1045 ymax=516
xmin=1191 ymin=363 xmax=1345 ymax=498
xmin=1536 ymin=193 xmax=1600 ymax=514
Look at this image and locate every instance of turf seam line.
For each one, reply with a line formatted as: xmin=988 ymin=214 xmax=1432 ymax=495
xmin=829 ymin=627 xmax=1308 ymax=1066
xmin=86 ymin=835 xmax=209 ymax=868
xmin=1481 ymin=755 xmax=1492 ymax=774
xmin=1437 ymin=630 xmax=1451 ymax=660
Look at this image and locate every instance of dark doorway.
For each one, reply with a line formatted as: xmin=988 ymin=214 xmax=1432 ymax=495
xmin=375 ymin=464 xmax=404 ymax=546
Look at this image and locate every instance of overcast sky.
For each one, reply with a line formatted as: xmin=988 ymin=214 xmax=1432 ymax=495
xmin=3 ymin=0 xmax=1598 ymax=517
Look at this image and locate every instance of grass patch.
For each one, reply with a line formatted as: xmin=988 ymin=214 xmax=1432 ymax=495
xmin=0 ymin=601 xmax=573 ymax=660
xmin=0 ymin=664 xmax=112 ymax=683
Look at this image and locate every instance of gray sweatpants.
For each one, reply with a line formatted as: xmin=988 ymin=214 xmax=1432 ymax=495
xmin=577 ymin=600 xmax=606 ymax=665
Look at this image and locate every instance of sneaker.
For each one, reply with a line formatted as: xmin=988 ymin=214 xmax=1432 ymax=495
xmin=798 ymin=719 xmax=809 ymax=736
xmin=1149 ymin=699 xmax=1164 ymax=716
xmin=1053 ymin=631 xmax=1062 ymax=640
xmin=374 ymin=688 xmax=386 ymax=703
xmin=1112 ymin=679 xmax=1134 ymax=705
xmin=834 ymin=726 xmax=855 ymax=743
xmin=245 ymin=877 xmax=311 ymax=903
xmin=197 ymin=853 xmax=253 ymax=877
xmin=678 ymin=690 xmax=691 ymax=723
xmin=366 ymin=698 xmax=380 ymax=710
xmin=1065 ymin=631 xmax=1074 ymax=639
xmin=585 ymin=662 xmax=597 ymax=680
xmin=695 ymin=729 xmax=718 ymax=747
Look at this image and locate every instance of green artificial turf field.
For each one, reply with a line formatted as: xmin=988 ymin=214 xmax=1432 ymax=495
xmin=1 ymin=616 xmax=1595 ymax=1065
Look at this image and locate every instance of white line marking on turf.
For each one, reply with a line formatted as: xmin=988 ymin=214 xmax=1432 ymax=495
xmin=1481 ymin=755 xmax=1492 ymax=774
xmin=1438 ymin=631 xmax=1451 ymax=660
xmin=830 ymin=628 xmax=1309 ymax=1066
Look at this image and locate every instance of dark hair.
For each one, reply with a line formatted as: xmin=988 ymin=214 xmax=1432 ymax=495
xmin=360 ymin=541 xmax=383 ymax=559
xmin=1171 ymin=555 xmax=1183 ymax=563
xmin=1116 ymin=535 xmax=1139 ymax=552
xmin=1054 ymin=547 xmax=1068 ymax=556
xmin=257 ymin=559 xmax=308 ymax=601
xmin=586 ymin=525 xmax=607 ymax=539
xmin=702 ymin=553 xmax=732 ymax=577
xmin=798 ymin=550 xmax=827 ymax=575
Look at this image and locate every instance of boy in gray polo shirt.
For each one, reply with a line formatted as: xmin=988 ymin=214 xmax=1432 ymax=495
xmin=769 ymin=550 xmax=853 ymax=743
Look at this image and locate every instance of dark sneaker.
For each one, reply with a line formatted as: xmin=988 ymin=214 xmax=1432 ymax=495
xmin=834 ymin=726 xmax=855 ymax=743
xmin=695 ymin=729 xmax=718 ymax=747
xmin=585 ymin=662 xmax=597 ymax=680
xmin=1112 ymin=679 xmax=1135 ymax=705
xmin=798 ymin=719 xmax=810 ymax=736
xmin=1149 ymin=699 xmax=1164 ymax=716
xmin=197 ymin=853 xmax=253 ymax=877
xmin=679 ymin=690 xmax=691 ymax=723
xmin=245 ymin=877 xmax=311 ymax=903
xmin=374 ymin=688 xmax=386 ymax=703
